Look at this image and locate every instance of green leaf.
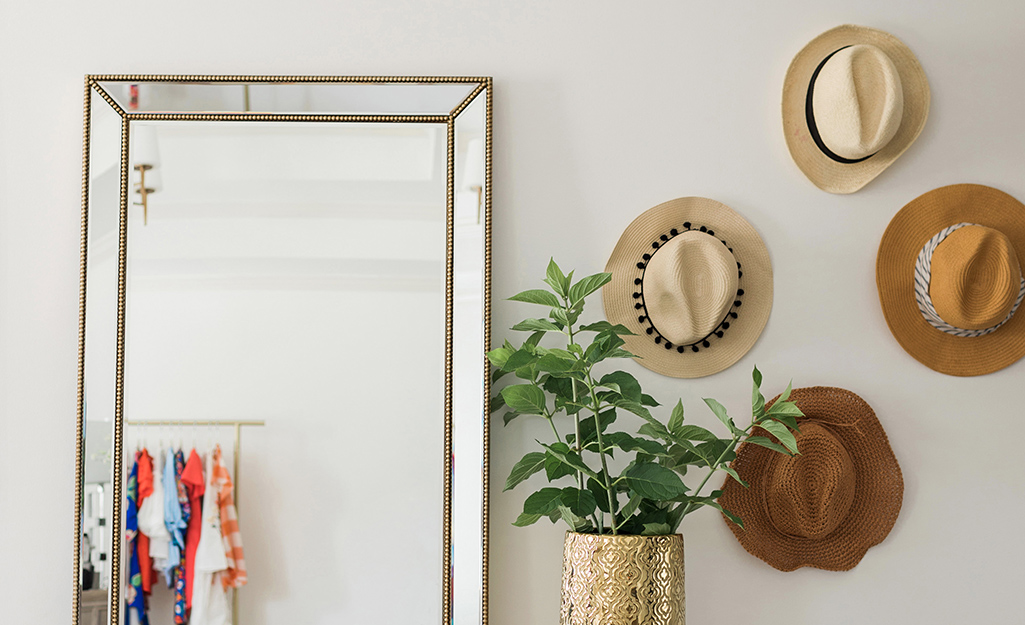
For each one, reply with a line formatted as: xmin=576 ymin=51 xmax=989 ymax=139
xmin=623 ymin=463 xmax=688 ymax=500
xmin=618 ymin=494 xmax=642 ymax=522
xmin=500 ymin=385 xmax=547 ymax=415
xmin=722 ymin=465 xmax=749 ymax=487
xmin=766 ymin=413 xmax=801 ymax=431
xmin=522 ymin=487 xmax=564 ymax=515
xmin=744 ymin=436 xmax=793 ymax=456
xmin=545 ymin=452 xmax=577 ymax=481
xmin=490 ymin=393 xmax=506 ymax=414
xmin=599 ymin=371 xmax=642 ymax=403
xmin=509 ymin=289 xmax=561 ymax=307
xmin=777 ymin=380 xmax=793 ymax=403
xmin=604 ymin=432 xmax=669 ymax=457
xmin=641 ymin=522 xmax=672 ymax=536
xmin=504 ymin=452 xmax=546 ymax=491
xmin=568 ymin=272 xmax=612 ymax=306
xmin=541 ymin=442 xmax=600 ymax=480
xmin=588 ymin=475 xmax=615 ymax=514
xmin=640 ymin=394 xmax=660 ymax=407
xmin=544 ymin=259 xmax=570 ymax=298
xmin=512 ymin=512 xmax=543 ymax=527
xmin=560 ymin=487 xmax=598 ymax=518
xmin=511 ymin=318 xmax=562 ymax=333
xmin=703 ymin=398 xmax=738 ymax=434
xmin=501 ymin=411 xmax=522 ymax=426
xmin=673 ymin=424 xmax=719 ymax=443
xmin=485 ymin=346 xmax=514 ymax=368
xmin=578 ymin=321 xmax=636 ymax=335
xmin=577 ymin=409 xmax=618 ymax=448
xmin=524 ymin=331 xmax=546 ymax=350
xmin=502 ymin=348 xmax=538 ymax=372
xmin=535 ymin=353 xmax=578 ymax=374
xmin=667 ymin=400 xmax=685 ymax=434
xmin=752 ymin=366 xmax=766 ymax=418
xmin=556 ymin=505 xmax=591 ymax=532
xmin=758 ymin=419 xmax=800 ymax=455
xmin=767 ymin=401 xmax=804 ymax=417
xmin=721 ymin=507 xmax=745 ymax=529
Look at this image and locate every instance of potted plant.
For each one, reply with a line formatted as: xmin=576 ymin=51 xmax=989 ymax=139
xmin=488 ymin=260 xmax=802 ymax=625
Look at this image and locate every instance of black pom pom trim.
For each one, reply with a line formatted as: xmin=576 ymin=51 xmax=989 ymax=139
xmin=642 ymin=253 xmax=651 ymax=260
xmin=734 ymin=300 xmax=742 ymax=307
xmin=659 ymin=234 xmax=668 ymax=241
xmin=683 ymin=222 xmax=692 ymax=229
xmin=636 ymin=262 xmax=645 ymax=269
xmin=702 ymin=340 xmax=710 ymax=348
xmin=634 ymin=278 xmax=642 ymax=285
xmin=646 ymin=327 xmax=654 ymax=335
xmin=670 ymin=229 xmax=678 ymax=236
xmin=632 ymin=292 xmax=641 ymax=299
xmin=638 ymin=316 xmax=646 ymax=322
xmin=707 ymin=230 xmax=715 ymax=236
xmin=634 ymin=303 xmax=643 ymax=310
xmin=664 ymin=342 xmax=673 ymax=350
xmin=692 ymin=345 xmax=700 ymax=353
xmin=723 ymin=322 xmax=730 ymax=330
xmin=730 ymin=312 xmax=738 ymax=319
xmin=737 ymin=289 xmax=744 ymax=296
xmin=699 ymin=225 xmax=707 ymax=232
xmin=654 ymin=336 xmax=662 ymax=344
xmin=715 ymin=331 xmax=724 ymax=338
xmin=652 ymin=242 xmax=660 ymax=249
xmin=677 ymin=346 xmax=685 ymax=353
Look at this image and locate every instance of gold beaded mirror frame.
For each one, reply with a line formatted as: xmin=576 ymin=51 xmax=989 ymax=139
xmin=73 ymin=75 xmax=492 ymax=625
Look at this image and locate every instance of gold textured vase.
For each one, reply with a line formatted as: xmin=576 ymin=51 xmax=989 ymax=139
xmin=560 ymin=531 xmax=685 ymax=625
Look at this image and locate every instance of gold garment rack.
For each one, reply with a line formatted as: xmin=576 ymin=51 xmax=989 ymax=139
xmin=124 ymin=419 xmax=263 ymax=625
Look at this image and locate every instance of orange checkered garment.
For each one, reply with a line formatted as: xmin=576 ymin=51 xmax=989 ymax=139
xmin=211 ymin=445 xmax=247 ymax=589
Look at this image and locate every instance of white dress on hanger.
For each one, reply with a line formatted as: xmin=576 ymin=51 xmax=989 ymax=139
xmin=190 ymin=452 xmax=231 ymax=625
xmin=137 ymin=448 xmax=172 ymax=579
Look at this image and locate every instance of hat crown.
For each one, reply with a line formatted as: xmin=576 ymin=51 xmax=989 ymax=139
xmin=764 ymin=422 xmax=856 ymax=540
xmin=930 ymin=225 xmax=1022 ymax=330
xmin=643 ymin=231 xmax=738 ymax=346
xmin=812 ymin=44 xmax=904 ymax=160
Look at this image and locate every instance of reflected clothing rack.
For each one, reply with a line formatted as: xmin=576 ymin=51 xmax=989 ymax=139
xmin=124 ymin=419 xmax=264 ymax=625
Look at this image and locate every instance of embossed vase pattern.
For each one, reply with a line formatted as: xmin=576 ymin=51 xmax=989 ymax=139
xmin=560 ymin=532 xmax=685 ymax=625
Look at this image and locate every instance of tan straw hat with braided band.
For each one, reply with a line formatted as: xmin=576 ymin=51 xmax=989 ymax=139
xmin=877 ymin=184 xmax=1025 ymax=376
xmin=719 ymin=387 xmax=903 ymax=572
xmin=783 ymin=25 xmax=930 ymax=194
xmin=603 ymin=197 xmax=772 ymax=378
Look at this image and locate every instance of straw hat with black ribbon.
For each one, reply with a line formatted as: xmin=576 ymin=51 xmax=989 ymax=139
xmin=782 ymin=25 xmax=930 ymax=194
xmin=877 ymin=184 xmax=1025 ymax=377
xmin=719 ymin=387 xmax=903 ymax=572
xmin=603 ymin=197 xmax=772 ymax=379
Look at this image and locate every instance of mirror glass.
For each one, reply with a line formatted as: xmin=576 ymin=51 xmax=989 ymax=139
xmin=77 ymin=78 xmax=490 ymax=625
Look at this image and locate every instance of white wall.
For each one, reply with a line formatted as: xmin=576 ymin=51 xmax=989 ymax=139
xmin=1 ymin=1 xmax=1023 ymax=624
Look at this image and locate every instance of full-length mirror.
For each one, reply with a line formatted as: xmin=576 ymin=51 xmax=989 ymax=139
xmin=75 ymin=76 xmax=491 ymax=625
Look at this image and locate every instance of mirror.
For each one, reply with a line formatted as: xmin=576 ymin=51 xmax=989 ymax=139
xmin=75 ymin=76 xmax=491 ymax=625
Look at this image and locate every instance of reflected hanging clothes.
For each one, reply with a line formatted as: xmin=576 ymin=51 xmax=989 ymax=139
xmin=139 ymin=449 xmax=171 ymax=579
xmin=162 ymin=448 xmax=185 ymax=587
xmin=181 ymin=449 xmax=206 ymax=611
xmin=173 ymin=450 xmax=190 ymax=624
xmin=191 ymin=451 xmax=231 ymax=625
xmin=136 ymin=450 xmax=155 ymax=595
xmin=125 ymin=453 xmax=150 ymax=625
xmin=212 ymin=445 xmax=247 ymax=590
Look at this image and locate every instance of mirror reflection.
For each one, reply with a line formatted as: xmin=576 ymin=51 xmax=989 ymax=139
xmin=77 ymin=78 xmax=489 ymax=625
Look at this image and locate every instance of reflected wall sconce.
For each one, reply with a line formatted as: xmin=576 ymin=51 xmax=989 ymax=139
xmin=132 ymin=126 xmax=161 ymax=225
xmin=461 ymin=138 xmax=485 ymax=224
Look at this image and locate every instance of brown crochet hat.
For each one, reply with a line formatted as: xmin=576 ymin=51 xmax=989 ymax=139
xmin=719 ymin=387 xmax=903 ymax=572
xmin=877 ymin=184 xmax=1025 ymax=376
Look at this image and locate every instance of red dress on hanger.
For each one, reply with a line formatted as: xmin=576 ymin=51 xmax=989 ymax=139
xmin=136 ymin=450 xmax=155 ymax=595
xmin=180 ymin=449 xmax=206 ymax=610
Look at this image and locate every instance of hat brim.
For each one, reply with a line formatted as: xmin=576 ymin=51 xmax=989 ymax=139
xmin=782 ymin=25 xmax=930 ymax=194
xmin=877 ymin=184 xmax=1025 ymax=376
xmin=719 ymin=387 xmax=904 ymax=572
xmin=603 ymin=197 xmax=772 ymax=378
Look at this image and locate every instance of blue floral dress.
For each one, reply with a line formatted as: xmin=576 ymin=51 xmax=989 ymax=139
xmin=126 ymin=454 xmax=150 ymax=625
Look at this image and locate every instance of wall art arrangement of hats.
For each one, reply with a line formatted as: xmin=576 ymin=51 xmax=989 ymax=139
xmin=599 ymin=24 xmax=1024 ymax=572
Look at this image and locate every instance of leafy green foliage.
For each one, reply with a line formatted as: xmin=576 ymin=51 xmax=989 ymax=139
xmin=487 ymin=260 xmax=803 ymax=535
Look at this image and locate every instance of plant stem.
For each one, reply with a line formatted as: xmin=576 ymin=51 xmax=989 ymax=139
xmin=676 ymin=422 xmax=756 ymax=522
xmin=583 ymin=367 xmax=617 ymax=535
